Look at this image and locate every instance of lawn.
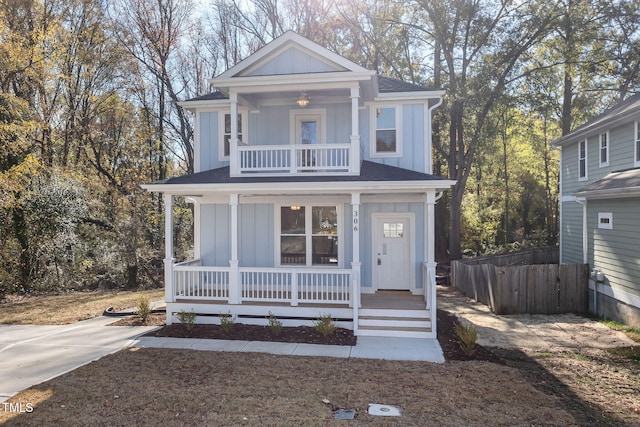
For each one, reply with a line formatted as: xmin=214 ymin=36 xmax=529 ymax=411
xmin=0 ymin=289 xmax=164 ymax=325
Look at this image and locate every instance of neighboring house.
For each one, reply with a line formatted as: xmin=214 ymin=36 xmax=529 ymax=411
xmin=552 ymin=94 xmax=640 ymax=327
xmin=144 ymin=31 xmax=455 ymax=338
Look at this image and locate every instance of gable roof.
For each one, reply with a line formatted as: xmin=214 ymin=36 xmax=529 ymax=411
xmin=214 ymin=31 xmax=369 ymax=81
xmin=575 ymin=167 xmax=640 ymax=199
xmin=552 ymin=93 xmax=640 ymax=147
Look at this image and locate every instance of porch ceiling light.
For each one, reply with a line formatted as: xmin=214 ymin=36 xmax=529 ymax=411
xmin=290 ymin=205 xmax=301 ymax=211
xmin=296 ymin=92 xmax=310 ymax=108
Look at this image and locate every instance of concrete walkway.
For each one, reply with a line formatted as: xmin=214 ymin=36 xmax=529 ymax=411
xmin=438 ymin=285 xmax=636 ymax=352
xmin=0 ymin=317 xmax=157 ymax=403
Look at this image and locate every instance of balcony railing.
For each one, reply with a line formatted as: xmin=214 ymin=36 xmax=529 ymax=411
xmin=235 ymin=142 xmax=359 ymax=175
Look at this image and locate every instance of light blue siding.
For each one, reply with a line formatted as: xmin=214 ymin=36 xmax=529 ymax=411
xmin=198 ymin=112 xmax=226 ymax=172
xmin=245 ymin=47 xmax=341 ymax=76
xmin=560 ymin=201 xmax=584 ymax=264
xmin=588 ymin=199 xmax=640 ymax=298
xmin=200 ymin=204 xmax=230 ymax=266
xmin=239 ymin=204 xmax=274 ymax=267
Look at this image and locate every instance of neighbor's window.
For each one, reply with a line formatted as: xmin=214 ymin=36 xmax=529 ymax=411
xmin=280 ymin=205 xmax=339 ymax=266
xmin=220 ymin=113 xmax=243 ymax=159
xmin=598 ymin=212 xmax=613 ymax=230
xmin=599 ymin=132 xmax=609 ymax=167
xmin=373 ymin=106 xmax=400 ymax=156
xmin=579 ymin=139 xmax=587 ymax=180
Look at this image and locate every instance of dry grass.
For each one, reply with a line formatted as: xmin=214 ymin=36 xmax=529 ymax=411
xmin=0 ymin=349 xmax=577 ymax=426
xmin=0 ymin=290 xmax=164 ymax=325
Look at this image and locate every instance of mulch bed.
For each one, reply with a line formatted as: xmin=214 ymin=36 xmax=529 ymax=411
xmin=111 ymin=310 xmax=499 ymax=362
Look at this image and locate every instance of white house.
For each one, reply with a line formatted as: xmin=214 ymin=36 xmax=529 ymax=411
xmin=144 ymin=31 xmax=455 ymax=338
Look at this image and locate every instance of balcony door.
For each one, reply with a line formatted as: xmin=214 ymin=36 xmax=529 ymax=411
xmin=290 ymin=109 xmax=326 ymax=168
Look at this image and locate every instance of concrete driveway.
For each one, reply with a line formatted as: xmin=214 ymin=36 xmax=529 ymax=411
xmin=0 ymin=317 xmax=157 ymax=403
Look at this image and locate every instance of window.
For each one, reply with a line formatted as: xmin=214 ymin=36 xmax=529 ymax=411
xmin=598 ymin=212 xmax=613 ymax=230
xmin=578 ymin=139 xmax=587 ymax=181
xmin=220 ymin=112 xmax=244 ymax=160
xmin=599 ymin=132 xmax=609 ymax=167
xmin=383 ymin=222 xmax=404 ymax=238
xmin=279 ymin=205 xmax=339 ymax=266
xmin=372 ymin=106 xmax=401 ymax=157
xmin=635 ymin=121 xmax=640 ymax=167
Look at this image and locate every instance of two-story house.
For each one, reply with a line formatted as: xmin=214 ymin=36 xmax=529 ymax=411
xmin=144 ymin=32 xmax=455 ymax=338
xmin=552 ymin=93 xmax=640 ymax=327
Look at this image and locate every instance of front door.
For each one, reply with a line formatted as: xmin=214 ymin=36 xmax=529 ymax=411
xmin=373 ymin=214 xmax=412 ymax=291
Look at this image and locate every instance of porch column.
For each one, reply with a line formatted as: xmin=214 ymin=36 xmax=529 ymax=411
xmin=351 ymin=193 xmax=361 ymax=313
xmin=425 ymin=192 xmax=437 ymax=327
xmin=349 ymin=86 xmax=360 ymax=175
xmin=229 ymin=92 xmax=239 ymax=176
xmin=229 ymin=194 xmax=241 ymax=304
xmin=163 ymin=194 xmax=175 ymax=311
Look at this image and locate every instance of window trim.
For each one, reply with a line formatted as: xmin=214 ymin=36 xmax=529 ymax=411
xmin=578 ymin=139 xmax=588 ymax=181
xmin=598 ymin=212 xmax=613 ymax=230
xmin=599 ymin=131 xmax=609 ymax=167
xmin=635 ymin=121 xmax=640 ymax=167
xmin=289 ymin=108 xmax=326 ymax=146
xmin=218 ymin=110 xmax=247 ymax=161
xmin=275 ymin=203 xmax=343 ymax=268
xmin=370 ymin=105 xmax=402 ymax=158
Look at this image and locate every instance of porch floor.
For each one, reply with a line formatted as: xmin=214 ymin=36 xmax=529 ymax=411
xmin=361 ymin=292 xmax=426 ymax=310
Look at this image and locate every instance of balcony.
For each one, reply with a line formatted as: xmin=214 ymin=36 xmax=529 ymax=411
xmin=230 ymin=139 xmax=362 ymax=177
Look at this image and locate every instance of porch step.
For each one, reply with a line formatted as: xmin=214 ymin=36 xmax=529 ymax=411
xmin=356 ymin=308 xmax=433 ymax=338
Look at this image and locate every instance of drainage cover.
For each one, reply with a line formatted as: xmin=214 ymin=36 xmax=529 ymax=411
xmin=332 ymin=409 xmax=357 ymax=419
xmin=368 ymin=403 xmax=401 ymax=417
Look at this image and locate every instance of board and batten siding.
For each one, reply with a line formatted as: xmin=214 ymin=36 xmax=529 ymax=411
xmin=198 ymin=111 xmax=223 ymax=172
xmin=245 ymin=46 xmax=340 ymax=76
xmin=199 ymin=204 xmax=230 ymax=266
xmin=588 ymin=198 xmax=640 ymax=299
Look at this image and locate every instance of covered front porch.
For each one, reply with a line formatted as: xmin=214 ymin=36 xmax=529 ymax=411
xmin=166 ymin=260 xmax=435 ymax=338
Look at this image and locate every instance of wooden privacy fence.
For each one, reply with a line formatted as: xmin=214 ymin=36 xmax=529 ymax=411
xmin=451 ymin=261 xmax=589 ymax=315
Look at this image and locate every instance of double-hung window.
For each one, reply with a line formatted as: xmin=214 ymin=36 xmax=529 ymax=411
xmin=220 ymin=112 xmax=244 ymax=160
xmin=279 ymin=205 xmax=339 ymax=267
xmin=371 ymin=106 xmax=401 ymax=157
xmin=578 ymin=139 xmax=587 ymax=181
xmin=599 ymin=132 xmax=609 ymax=167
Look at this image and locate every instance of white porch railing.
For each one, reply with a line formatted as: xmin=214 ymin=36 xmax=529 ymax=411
xmin=173 ymin=262 xmax=352 ymax=306
xmin=237 ymin=143 xmax=353 ymax=174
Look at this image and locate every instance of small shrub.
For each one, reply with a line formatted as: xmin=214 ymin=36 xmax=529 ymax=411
xmin=220 ymin=312 xmax=234 ymax=334
xmin=177 ymin=310 xmax=196 ymax=330
xmin=267 ymin=311 xmax=282 ymax=336
xmin=455 ymin=322 xmax=478 ymax=356
xmin=314 ymin=313 xmax=337 ymax=337
xmin=136 ymin=296 xmax=151 ymax=322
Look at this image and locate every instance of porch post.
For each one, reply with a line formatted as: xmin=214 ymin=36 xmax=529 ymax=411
xmin=229 ymin=194 xmax=241 ymax=304
xmin=163 ymin=194 xmax=175 ymax=324
xmin=229 ymin=92 xmax=239 ymax=176
xmin=349 ymin=86 xmax=360 ymax=175
xmin=350 ymin=193 xmax=361 ymax=314
xmin=425 ymin=192 xmax=437 ymax=330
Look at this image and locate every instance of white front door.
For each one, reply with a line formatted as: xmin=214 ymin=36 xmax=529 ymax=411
xmin=373 ymin=214 xmax=413 ymax=291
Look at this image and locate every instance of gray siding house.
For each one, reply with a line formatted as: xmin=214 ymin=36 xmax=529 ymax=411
xmin=144 ymin=32 xmax=455 ymax=338
xmin=552 ymin=94 xmax=640 ymax=326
